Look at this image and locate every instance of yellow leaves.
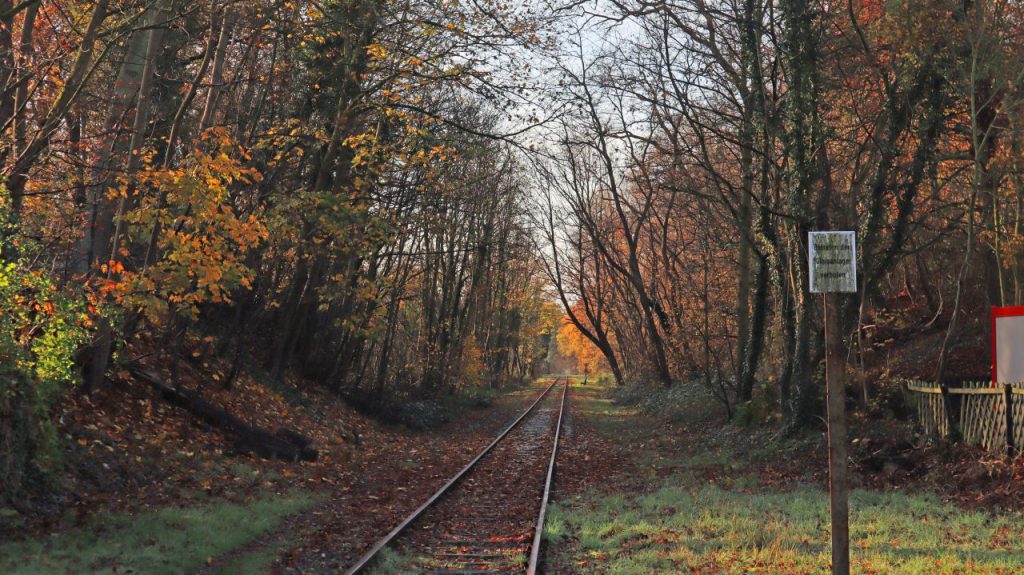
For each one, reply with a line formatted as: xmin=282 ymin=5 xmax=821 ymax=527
xmin=429 ymin=144 xmax=455 ymax=162
xmin=557 ymin=317 xmax=606 ymax=374
xmin=110 ymin=131 xmax=266 ymax=326
xmin=343 ymin=131 xmax=377 ymax=148
xmin=366 ymin=43 xmax=388 ymax=60
xmin=108 ymin=184 xmax=130 ymax=199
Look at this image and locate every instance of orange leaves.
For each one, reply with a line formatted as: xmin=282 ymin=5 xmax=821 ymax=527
xmin=112 ymin=130 xmax=267 ymax=325
xmin=33 ymin=300 xmax=55 ymax=315
xmin=100 ymin=260 xmax=125 ymax=275
xmin=557 ymin=316 xmax=606 ymax=373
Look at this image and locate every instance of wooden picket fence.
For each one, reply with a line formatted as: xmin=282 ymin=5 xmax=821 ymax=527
xmin=906 ymin=380 xmax=1024 ymax=455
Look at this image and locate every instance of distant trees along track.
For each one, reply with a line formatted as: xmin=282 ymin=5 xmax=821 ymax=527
xmin=343 ymin=378 xmax=569 ymax=574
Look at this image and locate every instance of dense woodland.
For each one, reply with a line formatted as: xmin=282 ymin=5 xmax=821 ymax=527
xmin=541 ymin=0 xmax=1024 ymax=426
xmin=2 ymin=0 xmax=1024 ymax=505
xmin=0 ymin=0 xmax=563 ymax=497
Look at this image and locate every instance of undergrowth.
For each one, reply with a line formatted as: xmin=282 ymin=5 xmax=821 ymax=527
xmin=0 ymin=261 xmax=90 ymax=499
xmin=346 ymin=382 xmax=517 ymax=431
xmin=609 ymin=381 xmax=729 ymax=424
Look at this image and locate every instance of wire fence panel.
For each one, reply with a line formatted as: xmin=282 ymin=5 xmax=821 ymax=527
xmin=1013 ymin=388 xmax=1024 ymax=448
xmin=906 ymin=381 xmax=1024 ymax=455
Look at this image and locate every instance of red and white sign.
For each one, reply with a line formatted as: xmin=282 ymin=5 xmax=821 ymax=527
xmin=991 ymin=306 xmax=1024 ymax=384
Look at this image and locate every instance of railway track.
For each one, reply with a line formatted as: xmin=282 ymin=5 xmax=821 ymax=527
xmin=343 ymin=377 xmax=569 ymax=575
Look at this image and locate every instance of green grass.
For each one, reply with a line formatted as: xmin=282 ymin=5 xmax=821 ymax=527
xmin=210 ymin=534 xmax=299 ymax=575
xmin=545 ymin=380 xmax=1024 ymax=574
xmin=0 ymin=491 xmax=318 ymax=575
xmin=366 ymin=547 xmax=414 ymax=575
xmin=547 ymin=483 xmax=1024 ymax=574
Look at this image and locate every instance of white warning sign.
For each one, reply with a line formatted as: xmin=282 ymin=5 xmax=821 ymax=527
xmin=809 ymin=231 xmax=857 ymax=293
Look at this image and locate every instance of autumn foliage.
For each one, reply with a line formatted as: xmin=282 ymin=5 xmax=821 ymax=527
xmin=0 ymin=0 xmax=556 ymax=500
xmin=2 ymin=0 xmax=1024 ymax=512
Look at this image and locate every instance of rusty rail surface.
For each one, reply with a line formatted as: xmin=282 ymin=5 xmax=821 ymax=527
xmin=526 ymin=378 xmax=568 ymax=575
xmin=343 ymin=377 xmax=568 ymax=575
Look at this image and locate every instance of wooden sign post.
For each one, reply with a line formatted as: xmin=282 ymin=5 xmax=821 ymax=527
xmin=809 ymin=231 xmax=855 ymax=575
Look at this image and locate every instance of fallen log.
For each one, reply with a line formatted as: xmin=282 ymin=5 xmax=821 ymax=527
xmin=130 ymin=367 xmax=318 ymax=462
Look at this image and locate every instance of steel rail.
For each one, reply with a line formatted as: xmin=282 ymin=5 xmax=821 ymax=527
xmin=526 ymin=378 xmax=568 ymax=575
xmin=343 ymin=378 xmax=563 ymax=575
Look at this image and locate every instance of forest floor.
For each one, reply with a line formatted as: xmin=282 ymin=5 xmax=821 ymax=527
xmin=4 ymin=330 xmax=1020 ymax=574
xmin=543 ymin=380 xmax=1024 ymax=574
xmin=0 ymin=346 xmax=552 ymax=574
